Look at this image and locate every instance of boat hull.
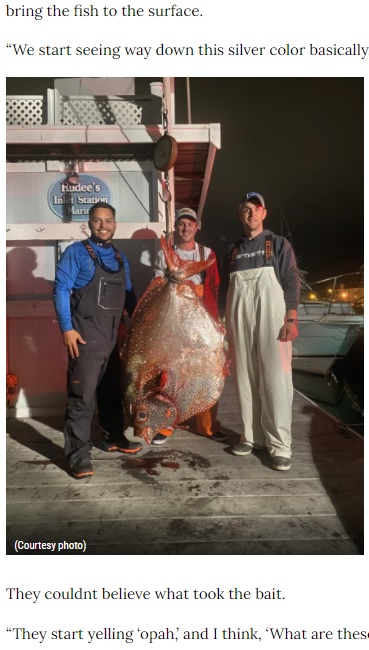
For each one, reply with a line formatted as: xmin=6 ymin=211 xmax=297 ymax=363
xmin=292 ymin=313 xmax=363 ymax=375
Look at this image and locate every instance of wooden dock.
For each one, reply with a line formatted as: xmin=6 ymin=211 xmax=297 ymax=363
xmin=6 ymin=379 xmax=364 ymax=555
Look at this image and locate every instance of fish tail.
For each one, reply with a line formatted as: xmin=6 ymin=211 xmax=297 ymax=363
xmin=161 ymin=235 xmax=176 ymax=269
xmin=161 ymin=235 xmax=215 ymax=280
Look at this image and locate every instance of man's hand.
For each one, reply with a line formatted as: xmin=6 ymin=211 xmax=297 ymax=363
xmin=278 ymin=321 xmax=298 ymax=342
xmin=62 ymin=330 xmax=86 ymax=358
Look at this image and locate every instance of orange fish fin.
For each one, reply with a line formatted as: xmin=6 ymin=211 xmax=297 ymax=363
xmin=160 ymin=235 xmax=215 ymax=281
xmin=160 ymin=236 xmax=177 ymax=270
xmin=157 ymin=370 xmax=169 ymax=390
xmin=158 ymin=427 xmax=174 ymax=437
xmin=183 ymin=258 xmax=215 ymax=277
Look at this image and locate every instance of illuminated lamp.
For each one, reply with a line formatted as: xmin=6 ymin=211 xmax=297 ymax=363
xmin=66 ymin=161 xmax=83 ymax=185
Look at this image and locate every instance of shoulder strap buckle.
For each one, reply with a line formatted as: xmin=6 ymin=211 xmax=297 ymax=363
xmin=82 ymin=240 xmax=98 ymax=265
xmin=264 ymin=236 xmax=273 ymax=266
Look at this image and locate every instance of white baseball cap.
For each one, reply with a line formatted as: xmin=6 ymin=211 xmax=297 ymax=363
xmin=174 ymin=207 xmax=198 ymax=224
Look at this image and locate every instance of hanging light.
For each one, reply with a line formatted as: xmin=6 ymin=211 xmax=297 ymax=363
xmin=67 ymin=161 xmax=82 ymax=185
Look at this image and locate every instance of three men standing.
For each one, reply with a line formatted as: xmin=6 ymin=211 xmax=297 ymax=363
xmin=54 ymin=193 xmax=299 ymax=476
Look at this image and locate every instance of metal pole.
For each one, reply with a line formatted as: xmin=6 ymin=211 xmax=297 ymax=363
xmin=162 ymin=78 xmax=175 ymax=236
xmin=329 ymin=277 xmax=337 ymax=314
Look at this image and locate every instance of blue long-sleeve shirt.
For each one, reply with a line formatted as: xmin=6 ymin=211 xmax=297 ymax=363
xmin=53 ymin=239 xmax=135 ymax=332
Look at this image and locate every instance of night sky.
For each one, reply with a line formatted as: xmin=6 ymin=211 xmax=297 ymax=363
xmin=172 ymin=77 xmax=364 ymax=283
xmin=8 ymin=77 xmax=364 ymax=282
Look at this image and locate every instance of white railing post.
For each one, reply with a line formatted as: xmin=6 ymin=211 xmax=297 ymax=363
xmin=150 ymin=81 xmax=163 ymax=124
xmin=54 ymin=89 xmax=61 ymax=125
xmin=46 ymin=89 xmax=54 ymax=125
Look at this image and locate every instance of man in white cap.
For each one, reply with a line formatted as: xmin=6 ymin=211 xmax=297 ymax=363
xmin=226 ymin=192 xmax=300 ymax=471
xmin=152 ymin=207 xmax=226 ymax=444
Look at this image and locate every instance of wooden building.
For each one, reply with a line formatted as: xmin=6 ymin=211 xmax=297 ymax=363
xmin=6 ymin=77 xmax=220 ymax=417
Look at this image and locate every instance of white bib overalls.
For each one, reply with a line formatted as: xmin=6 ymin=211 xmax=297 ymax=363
xmin=226 ymin=266 xmax=293 ymax=458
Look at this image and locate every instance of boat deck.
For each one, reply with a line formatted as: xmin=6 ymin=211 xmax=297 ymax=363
xmin=6 ymin=378 xmax=364 ymax=555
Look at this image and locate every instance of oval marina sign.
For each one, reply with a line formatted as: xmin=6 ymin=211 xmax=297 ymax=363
xmin=48 ymin=175 xmax=112 ymax=221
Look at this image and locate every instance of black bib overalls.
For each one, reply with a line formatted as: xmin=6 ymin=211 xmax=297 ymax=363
xmin=64 ymin=241 xmax=126 ymax=468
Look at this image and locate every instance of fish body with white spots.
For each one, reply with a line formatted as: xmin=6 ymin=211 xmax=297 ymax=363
xmin=121 ymin=237 xmax=227 ymax=443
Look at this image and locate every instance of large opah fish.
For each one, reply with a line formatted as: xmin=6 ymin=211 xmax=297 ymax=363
xmin=121 ymin=237 xmax=227 ymax=443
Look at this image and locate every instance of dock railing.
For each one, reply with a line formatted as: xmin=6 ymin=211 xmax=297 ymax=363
xmin=6 ymin=85 xmax=163 ymax=127
xmin=300 ymin=270 xmax=364 ymax=313
xmin=313 ymin=271 xmax=363 ymax=314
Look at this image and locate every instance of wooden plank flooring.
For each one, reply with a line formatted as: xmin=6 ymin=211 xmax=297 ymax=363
xmin=6 ymin=379 xmax=364 ymax=555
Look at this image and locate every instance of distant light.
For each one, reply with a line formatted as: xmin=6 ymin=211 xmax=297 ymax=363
xmin=309 ymin=293 xmax=317 ymax=300
xmin=341 ymin=292 xmax=347 ymax=299
xmin=327 ymin=288 xmax=332 ymax=293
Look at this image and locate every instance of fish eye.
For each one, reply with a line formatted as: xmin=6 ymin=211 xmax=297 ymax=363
xmin=136 ymin=410 xmax=147 ymax=422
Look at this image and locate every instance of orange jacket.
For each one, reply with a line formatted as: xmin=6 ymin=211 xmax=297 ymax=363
xmin=203 ymin=250 xmax=220 ymax=321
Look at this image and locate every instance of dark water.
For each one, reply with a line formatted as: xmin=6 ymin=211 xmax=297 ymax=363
xmin=292 ymin=332 xmax=364 ymax=435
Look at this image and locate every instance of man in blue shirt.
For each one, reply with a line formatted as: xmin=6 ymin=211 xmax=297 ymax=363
xmin=53 ymin=202 xmax=142 ymax=479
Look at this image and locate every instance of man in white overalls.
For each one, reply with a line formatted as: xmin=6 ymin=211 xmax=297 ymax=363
xmin=226 ymin=192 xmax=300 ymax=470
